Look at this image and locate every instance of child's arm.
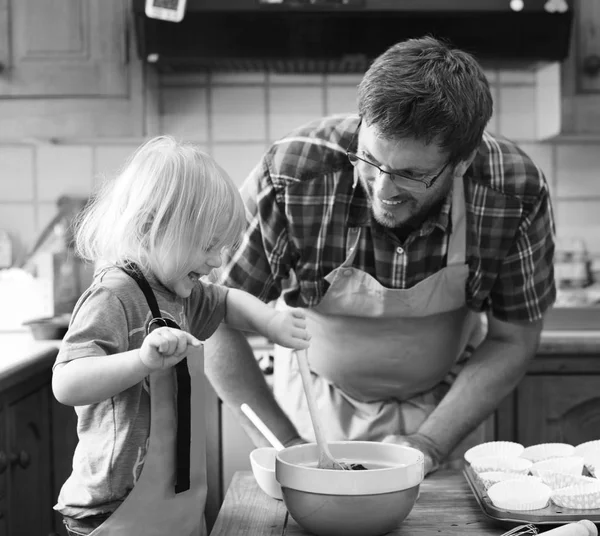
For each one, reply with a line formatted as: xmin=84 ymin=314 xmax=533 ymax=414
xmin=224 ymin=288 xmax=310 ymax=349
xmin=53 ymin=327 xmax=201 ymax=406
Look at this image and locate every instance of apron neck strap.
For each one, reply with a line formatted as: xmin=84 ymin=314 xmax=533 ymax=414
xmin=446 ymin=176 xmax=467 ymax=266
xmin=119 ymin=261 xmax=191 ymax=495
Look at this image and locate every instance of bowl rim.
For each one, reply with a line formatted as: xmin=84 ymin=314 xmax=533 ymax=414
xmin=276 ymin=441 xmax=424 ymax=495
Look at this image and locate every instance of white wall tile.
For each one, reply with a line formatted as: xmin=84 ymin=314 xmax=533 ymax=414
xmin=325 ymin=86 xmax=358 ymax=116
xmin=94 ymin=145 xmax=140 ymax=186
xmin=497 ymin=86 xmax=536 ymax=141
xmin=0 ymin=203 xmax=36 ymax=264
xmin=518 ymin=142 xmax=555 ymax=196
xmin=160 ymin=87 xmax=209 ymax=141
xmin=498 ymin=69 xmax=536 ymax=85
xmin=269 ymin=86 xmax=323 ymax=141
xmin=37 ymin=146 xmax=93 ymax=202
xmin=326 ymin=74 xmax=363 ymax=86
xmin=212 ymin=143 xmax=266 ymax=188
xmin=211 ymin=73 xmax=266 ymax=85
xmin=555 ymin=200 xmax=600 ymax=254
xmin=555 ymin=144 xmax=600 ymax=199
xmin=0 ymin=147 xmax=35 ymax=201
xmin=212 ymin=87 xmax=266 ymax=142
xmin=270 ymin=73 xmax=323 ymax=85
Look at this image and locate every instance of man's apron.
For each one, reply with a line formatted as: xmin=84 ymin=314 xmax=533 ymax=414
xmin=87 ymin=266 xmax=207 ymax=536
xmin=273 ymin=175 xmax=486 ymax=461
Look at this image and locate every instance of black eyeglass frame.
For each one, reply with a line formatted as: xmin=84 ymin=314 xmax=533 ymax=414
xmin=345 ymin=120 xmax=450 ymax=191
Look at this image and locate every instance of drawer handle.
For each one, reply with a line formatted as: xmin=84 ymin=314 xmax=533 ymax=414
xmin=0 ymin=451 xmax=6 ymax=474
xmin=9 ymin=450 xmax=31 ymax=469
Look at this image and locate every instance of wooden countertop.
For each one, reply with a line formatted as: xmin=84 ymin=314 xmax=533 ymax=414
xmin=0 ymin=331 xmax=60 ymax=391
xmin=538 ymin=330 xmax=600 ymax=355
xmin=210 ymin=470 xmax=511 ymax=535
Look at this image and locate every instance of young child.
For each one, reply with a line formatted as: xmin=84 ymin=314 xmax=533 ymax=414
xmin=52 ymin=136 xmax=310 ymax=536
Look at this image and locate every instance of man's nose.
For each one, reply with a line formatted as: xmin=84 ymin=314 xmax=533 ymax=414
xmin=374 ymin=169 xmax=398 ymax=198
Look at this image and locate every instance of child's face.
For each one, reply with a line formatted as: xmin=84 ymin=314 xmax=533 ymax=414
xmin=160 ymin=247 xmax=223 ymax=299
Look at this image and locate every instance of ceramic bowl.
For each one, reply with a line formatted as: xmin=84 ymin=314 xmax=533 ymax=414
xmin=276 ymin=441 xmax=424 ymax=536
xmin=249 ymin=447 xmax=283 ymax=500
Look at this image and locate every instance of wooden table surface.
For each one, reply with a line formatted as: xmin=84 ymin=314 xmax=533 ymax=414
xmin=210 ymin=470 xmax=512 ymax=535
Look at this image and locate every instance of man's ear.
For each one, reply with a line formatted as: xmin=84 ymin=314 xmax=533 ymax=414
xmin=453 ymin=149 xmax=478 ymax=178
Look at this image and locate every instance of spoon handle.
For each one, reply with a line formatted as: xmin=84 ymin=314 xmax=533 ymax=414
xmin=295 ymin=349 xmax=345 ymax=469
xmin=240 ymin=403 xmax=285 ymax=451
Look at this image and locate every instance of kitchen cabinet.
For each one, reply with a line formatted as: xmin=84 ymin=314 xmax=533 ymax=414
xmin=495 ymin=351 xmax=600 ymax=446
xmin=0 ymin=0 xmax=128 ymax=97
xmin=0 ymin=370 xmax=55 ymax=536
xmin=0 ymin=408 xmax=6 ymax=536
xmin=516 ymin=375 xmax=600 ymax=446
xmin=558 ymin=0 xmax=600 ymax=136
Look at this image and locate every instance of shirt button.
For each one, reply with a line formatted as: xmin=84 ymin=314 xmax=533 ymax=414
xmin=396 ymin=247 xmax=404 ymax=255
xmin=343 ymin=269 xmax=353 ymax=277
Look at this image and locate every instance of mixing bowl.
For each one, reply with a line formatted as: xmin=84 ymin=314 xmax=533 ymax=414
xmin=249 ymin=447 xmax=282 ymax=500
xmin=276 ymin=441 xmax=424 ymax=536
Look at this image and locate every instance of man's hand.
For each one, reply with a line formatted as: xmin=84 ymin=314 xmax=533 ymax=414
xmin=381 ymin=433 xmax=443 ymax=476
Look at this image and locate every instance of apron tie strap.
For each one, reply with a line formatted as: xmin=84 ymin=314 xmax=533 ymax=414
xmin=121 ymin=262 xmax=191 ymax=494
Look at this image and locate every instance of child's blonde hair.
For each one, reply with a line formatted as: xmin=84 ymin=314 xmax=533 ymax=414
xmin=75 ymin=136 xmax=246 ymax=280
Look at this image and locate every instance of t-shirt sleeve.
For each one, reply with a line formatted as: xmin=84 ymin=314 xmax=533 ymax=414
xmin=54 ymin=286 xmax=130 ymax=369
xmin=187 ymin=280 xmax=229 ymax=340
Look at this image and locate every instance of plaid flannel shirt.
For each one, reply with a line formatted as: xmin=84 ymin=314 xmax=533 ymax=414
xmin=218 ymin=115 xmax=556 ymax=322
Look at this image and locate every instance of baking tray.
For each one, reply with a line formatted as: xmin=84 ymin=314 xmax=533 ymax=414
xmin=463 ymin=464 xmax=600 ymax=527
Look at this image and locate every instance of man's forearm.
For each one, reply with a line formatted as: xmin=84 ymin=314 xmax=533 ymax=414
xmin=417 ymin=336 xmax=536 ymax=462
xmin=204 ymin=323 xmax=303 ymax=448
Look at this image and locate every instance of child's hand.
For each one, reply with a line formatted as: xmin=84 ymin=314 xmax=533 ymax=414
xmin=266 ymin=307 xmax=310 ymax=350
xmin=139 ymin=327 xmax=202 ymax=371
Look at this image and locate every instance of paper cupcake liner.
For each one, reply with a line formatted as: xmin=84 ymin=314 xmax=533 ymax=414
xmin=531 ymin=456 xmax=585 ymax=476
xmin=520 ymin=443 xmax=575 ymax=463
xmin=487 ymin=479 xmax=551 ymax=511
xmin=464 ymin=441 xmax=524 ymax=464
xmin=551 ymin=483 xmax=600 ymax=509
xmin=534 ymin=469 xmax=598 ymax=490
xmin=477 ymin=471 xmax=541 ymax=491
xmin=586 ymin=456 xmax=600 ymax=478
xmin=471 ymin=455 xmax=533 ymax=475
xmin=574 ymin=440 xmax=600 ymax=461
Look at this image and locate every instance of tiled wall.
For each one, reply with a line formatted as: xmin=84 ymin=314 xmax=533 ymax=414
xmin=1 ymin=68 xmax=600 ymax=266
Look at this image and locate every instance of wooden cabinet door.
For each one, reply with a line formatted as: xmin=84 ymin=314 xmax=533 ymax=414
xmin=6 ymin=385 xmax=53 ymax=536
xmin=560 ymin=0 xmax=600 ymax=133
xmin=517 ymin=375 xmax=600 ymax=446
xmin=0 ymin=0 xmax=127 ymax=97
xmin=0 ymin=407 xmax=6 ymax=536
xmin=576 ymin=0 xmax=600 ymax=93
xmin=51 ymin=397 xmax=78 ymax=536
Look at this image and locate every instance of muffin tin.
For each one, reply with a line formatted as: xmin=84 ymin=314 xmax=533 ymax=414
xmin=464 ymin=464 xmax=600 ymax=527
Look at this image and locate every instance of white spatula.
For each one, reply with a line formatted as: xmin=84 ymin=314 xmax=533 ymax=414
xmin=294 ymin=349 xmax=349 ymax=470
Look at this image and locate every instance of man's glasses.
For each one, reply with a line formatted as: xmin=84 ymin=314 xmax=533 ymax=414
xmin=346 ymin=122 xmax=449 ymax=193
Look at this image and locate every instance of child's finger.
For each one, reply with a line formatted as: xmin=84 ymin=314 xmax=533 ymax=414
xmin=183 ymin=332 xmax=202 ymax=347
xmin=291 ymin=308 xmax=306 ymax=319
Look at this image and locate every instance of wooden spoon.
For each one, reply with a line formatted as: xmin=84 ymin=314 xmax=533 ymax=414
xmin=294 ymin=349 xmax=349 ymax=470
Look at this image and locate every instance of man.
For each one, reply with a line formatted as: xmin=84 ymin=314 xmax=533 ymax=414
xmin=205 ymin=36 xmax=555 ymax=475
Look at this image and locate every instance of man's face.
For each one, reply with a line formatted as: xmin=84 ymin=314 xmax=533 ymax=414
xmin=356 ymin=122 xmax=455 ymax=229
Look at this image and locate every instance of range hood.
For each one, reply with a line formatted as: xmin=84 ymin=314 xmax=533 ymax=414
xmin=132 ymin=0 xmax=574 ymax=74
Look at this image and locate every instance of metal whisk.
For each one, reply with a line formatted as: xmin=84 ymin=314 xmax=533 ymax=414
xmin=501 ymin=524 xmax=538 ymax=536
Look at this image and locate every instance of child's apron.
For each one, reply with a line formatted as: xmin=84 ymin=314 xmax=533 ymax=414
xmin=87 ymin=265 xmax=207 ymax=536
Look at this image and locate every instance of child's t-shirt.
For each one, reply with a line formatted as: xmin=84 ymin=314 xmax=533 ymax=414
xmin=53 ymin=266 xmax=228 ymax=519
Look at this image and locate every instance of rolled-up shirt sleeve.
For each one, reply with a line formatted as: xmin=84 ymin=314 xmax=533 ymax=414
xmin=489 ymin=182 xmax=556 ymax=322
